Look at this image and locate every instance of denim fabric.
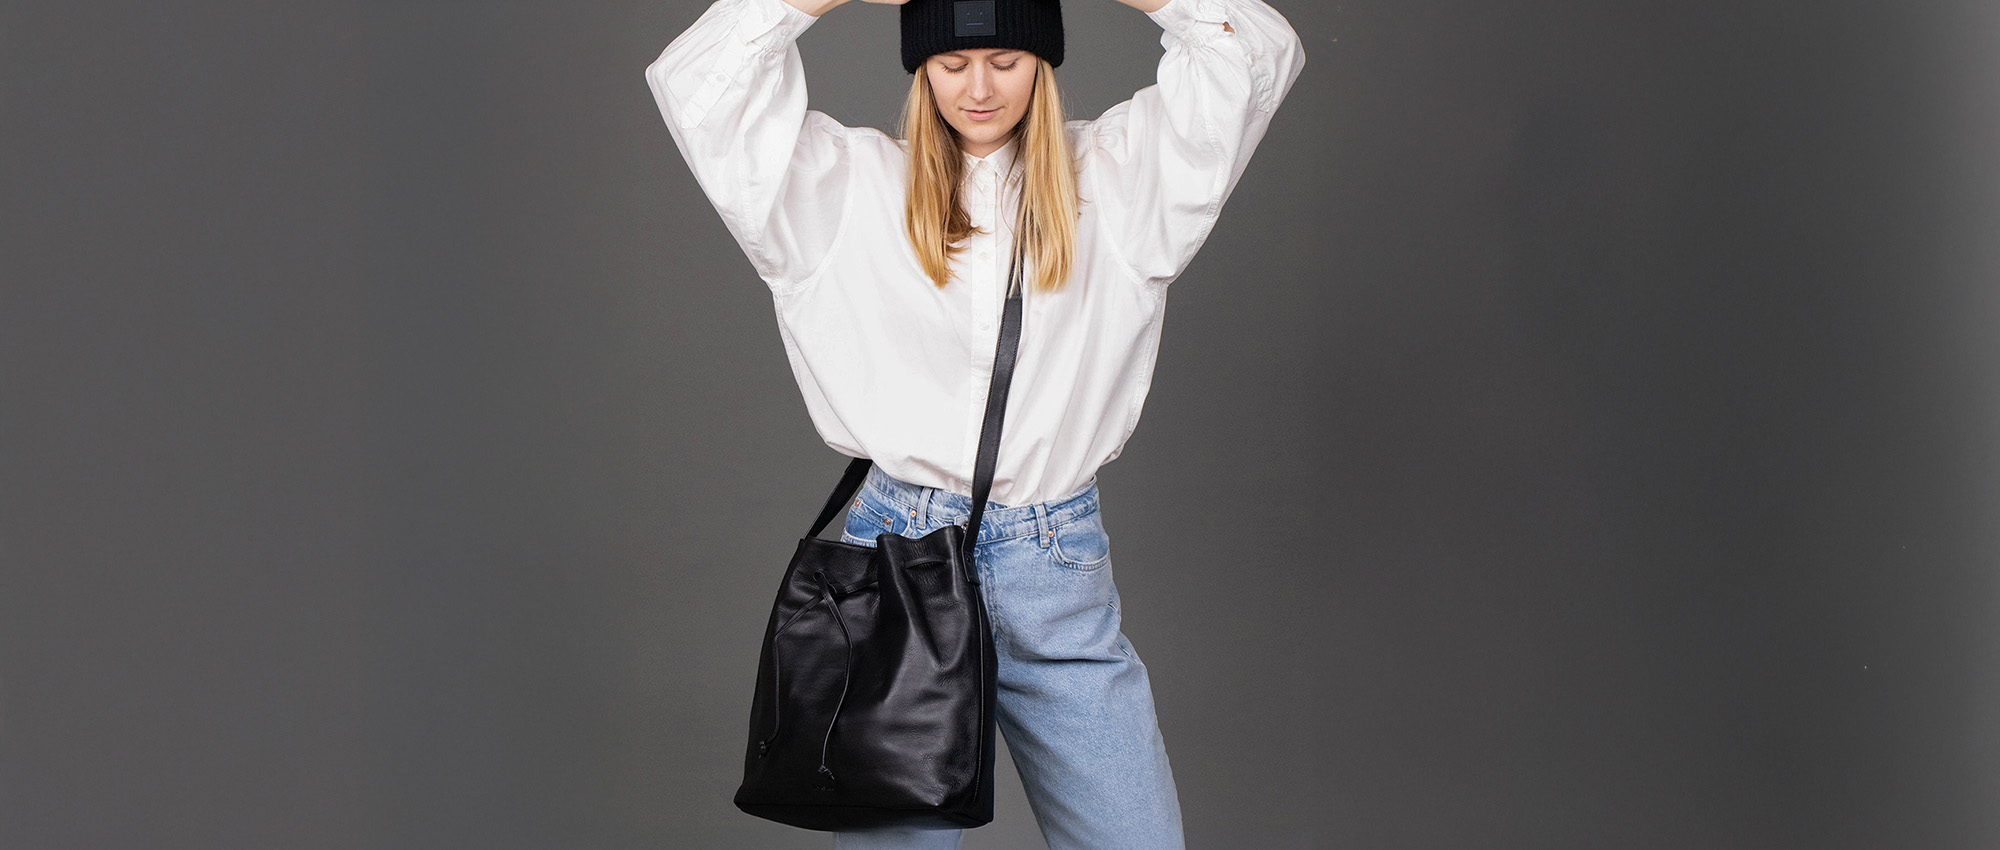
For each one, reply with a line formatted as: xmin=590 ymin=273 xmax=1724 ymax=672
xmin=831 ymin=464 xmax=1185 ymax=850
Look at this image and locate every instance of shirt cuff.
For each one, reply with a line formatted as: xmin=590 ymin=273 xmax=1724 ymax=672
xmin=736 ymin=0 xmax=819 ymax=50
xmin=679 ymin=0 xmax=816 ymax=129
xmin=1147 ymin=0 xmax=1232 ymax=40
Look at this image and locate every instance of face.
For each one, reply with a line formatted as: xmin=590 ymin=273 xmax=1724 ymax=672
xmin=925 ymin=48 xmax=1037 ymax=159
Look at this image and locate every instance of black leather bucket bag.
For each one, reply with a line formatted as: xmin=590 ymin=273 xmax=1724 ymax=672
xmin=733 ymin=215 xmax=1028 ymax=831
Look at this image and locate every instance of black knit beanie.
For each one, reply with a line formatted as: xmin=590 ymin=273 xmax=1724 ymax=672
xmin=901 ymin=0 xmax=1064 ymax=74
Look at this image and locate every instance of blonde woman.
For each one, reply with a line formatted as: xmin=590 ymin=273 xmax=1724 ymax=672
xmin=646 ymin=0 xmax=1303 ymax=846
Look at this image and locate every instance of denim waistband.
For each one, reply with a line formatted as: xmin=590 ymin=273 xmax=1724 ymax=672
xmin=858 ymin=463 xmax=1100 ymax=545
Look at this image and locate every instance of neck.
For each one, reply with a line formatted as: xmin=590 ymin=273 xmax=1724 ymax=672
xmin=963 ymin=131 xmax=1017 ymax=160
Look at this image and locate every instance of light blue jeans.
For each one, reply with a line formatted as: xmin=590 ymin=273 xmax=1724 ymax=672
xmin=832 ymin=464 xmax=1185 ymax=850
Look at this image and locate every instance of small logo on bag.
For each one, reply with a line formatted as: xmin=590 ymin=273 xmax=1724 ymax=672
xmin=955 ymin=1 xmax=997 ymax=37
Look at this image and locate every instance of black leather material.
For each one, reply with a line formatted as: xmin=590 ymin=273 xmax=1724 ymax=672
xmin=734 ymin=201 xmax=1029 ymax=831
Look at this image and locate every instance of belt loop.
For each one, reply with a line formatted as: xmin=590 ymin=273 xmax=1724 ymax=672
xmin=1033 ymin=503 xmax=1051 ymax=549
xmin=917 ymin=487 xmax=934 ymax=528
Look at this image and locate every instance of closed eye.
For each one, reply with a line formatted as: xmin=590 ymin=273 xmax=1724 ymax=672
xmin=943 ymin=62 xmax=1020 ymax=73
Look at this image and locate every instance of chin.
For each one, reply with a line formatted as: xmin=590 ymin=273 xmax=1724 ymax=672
xmin=963 ymin=125 xmax=1015 ymax=144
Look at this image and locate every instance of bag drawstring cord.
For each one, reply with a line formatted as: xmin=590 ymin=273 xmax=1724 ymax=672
xmin=753 ymin=570 xmax=856 ymax=788
xmin=813 ymin=570 xmax=854 ymax=785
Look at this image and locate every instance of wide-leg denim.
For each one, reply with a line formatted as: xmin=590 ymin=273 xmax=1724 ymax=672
xmin=830 ymin=464 xmax=1185 ymax=850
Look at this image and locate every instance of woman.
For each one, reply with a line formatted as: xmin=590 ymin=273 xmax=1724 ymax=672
xmin=646 ymin=0 xmax=1303 ymax=846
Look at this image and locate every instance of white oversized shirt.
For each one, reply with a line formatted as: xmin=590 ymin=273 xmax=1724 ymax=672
xmin=646 ymin=0 xmax=1305 ymax=506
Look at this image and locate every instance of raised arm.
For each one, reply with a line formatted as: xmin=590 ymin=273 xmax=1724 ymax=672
xmin=1079 ymin=0 xmax=1305 ymax=289
xmin=645 ymin=0 xmax=889 ymax=292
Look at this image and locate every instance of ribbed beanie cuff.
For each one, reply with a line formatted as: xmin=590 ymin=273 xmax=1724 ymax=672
xmin=901 ymin=0 xmax=1064 ymax=74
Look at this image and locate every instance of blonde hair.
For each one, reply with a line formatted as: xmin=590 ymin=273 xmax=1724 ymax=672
xmin=899 ymin=57 xmax=1080 ymax=294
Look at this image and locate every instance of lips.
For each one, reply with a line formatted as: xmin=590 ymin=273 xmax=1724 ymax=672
xmin=966 ymin=108 xmax=1000 ymax=121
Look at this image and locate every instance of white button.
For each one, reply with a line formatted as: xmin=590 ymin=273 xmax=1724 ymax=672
xmin=713 ymin=72 xmax=729 ymax=82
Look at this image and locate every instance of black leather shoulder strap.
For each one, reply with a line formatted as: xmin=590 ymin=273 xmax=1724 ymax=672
xmin=961 ymin=229 xmax=1025 ymax=544
xmin=809 ymin=455 xmax=876 ymax=540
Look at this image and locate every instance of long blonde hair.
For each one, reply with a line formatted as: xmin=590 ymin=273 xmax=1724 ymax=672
xmin=899 ymin=57 xmax=1080 ymax=294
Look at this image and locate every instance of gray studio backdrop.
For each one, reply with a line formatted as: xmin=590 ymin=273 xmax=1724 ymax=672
xmin=3 ymin=0 xmax=1996 ymax=848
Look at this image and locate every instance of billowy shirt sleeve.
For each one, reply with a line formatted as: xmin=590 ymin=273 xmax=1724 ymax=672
xmin=645 ymin=0 xmax=849 ymax=293
xmin=1077 ymin=0 xmax=1306 ymax=289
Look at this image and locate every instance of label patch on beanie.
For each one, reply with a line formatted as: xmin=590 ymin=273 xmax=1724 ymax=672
xmin=955 ymin=1 xmax=996 ymax=37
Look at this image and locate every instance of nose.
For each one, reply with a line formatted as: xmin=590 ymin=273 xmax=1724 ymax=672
xmin=969 ymin=64 xmax=995 ymax=101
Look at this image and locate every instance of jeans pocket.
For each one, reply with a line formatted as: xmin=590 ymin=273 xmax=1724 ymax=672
xmin=842 ymin=494 xmax=911 ymax=547
xmin=1048 ymin=511 xmax=1112 ymax=572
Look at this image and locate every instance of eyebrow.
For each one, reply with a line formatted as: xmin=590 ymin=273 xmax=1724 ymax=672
xmin=938 ymin=49 xmax=1025 ymax=60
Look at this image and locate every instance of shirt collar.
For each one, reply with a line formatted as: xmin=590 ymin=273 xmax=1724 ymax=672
xmin=963 ymin=134 xmax=1021 ymax=181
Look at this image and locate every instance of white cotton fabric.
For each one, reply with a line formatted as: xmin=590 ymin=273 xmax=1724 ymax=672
xmin=646 ymin=0 xmax=1305 ymax=506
